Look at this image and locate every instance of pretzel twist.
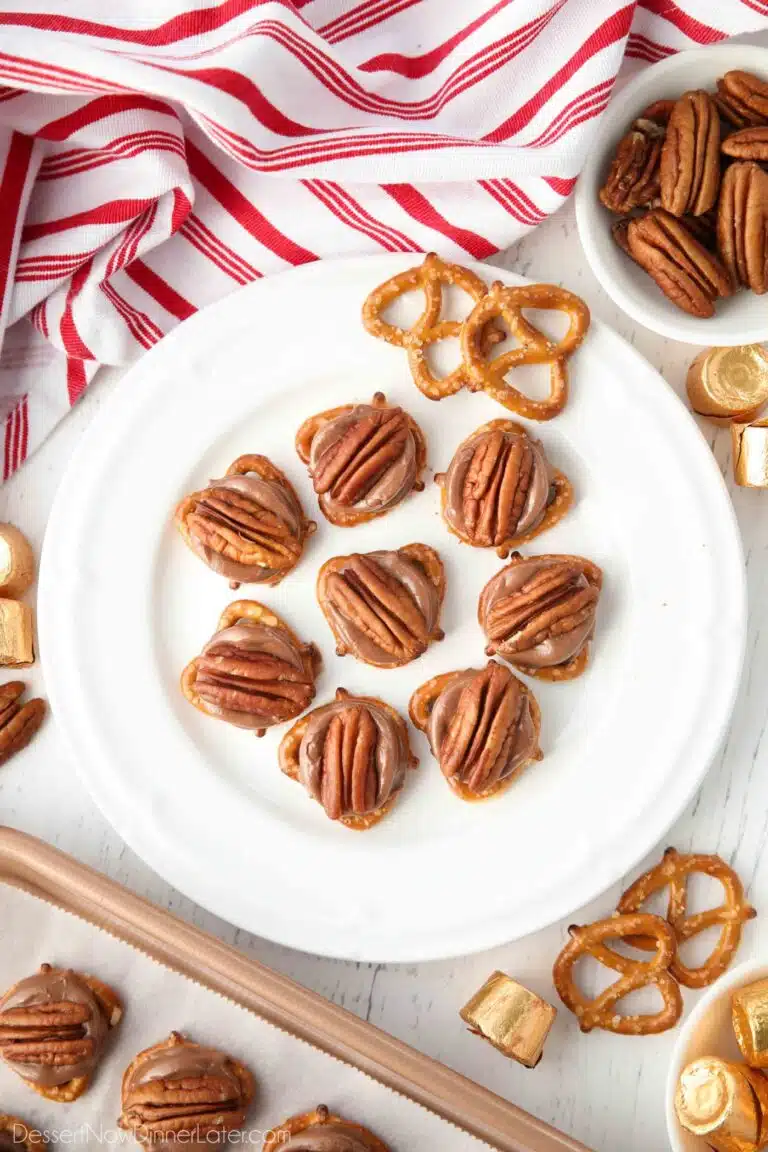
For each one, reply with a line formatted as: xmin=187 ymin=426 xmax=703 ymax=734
xmin=617 ymin=847 xmax=756 ymax=988
xmin=552 ymin=912 xmax=683 ymax=1035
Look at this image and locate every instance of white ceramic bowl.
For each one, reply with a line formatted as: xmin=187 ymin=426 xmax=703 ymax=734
xmin=575 ymin=45 xmax=768 ymax=345
xmin=666 ymin=959 xmax=768 ymax=1151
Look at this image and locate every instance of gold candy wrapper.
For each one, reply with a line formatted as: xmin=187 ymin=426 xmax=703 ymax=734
xmin=687 ymin=346 xmax=768 ymax=423
xmin=674 ymin=1057 xmax=768 ymax=1152
xmin=732 ymin=419 xmax=768 ymax=487
xmin=459 ymin=972 xmax=555 ymax=1068
xmin=734 ymin=978 xmax=768 ymax=1069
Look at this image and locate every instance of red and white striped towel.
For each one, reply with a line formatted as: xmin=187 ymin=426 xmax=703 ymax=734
xmin=0 ymin=0 xmax=765 ymax=479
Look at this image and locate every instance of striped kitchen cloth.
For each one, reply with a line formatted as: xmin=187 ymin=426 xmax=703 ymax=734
xmin=0 ymin=0 xmax=765 ymax=478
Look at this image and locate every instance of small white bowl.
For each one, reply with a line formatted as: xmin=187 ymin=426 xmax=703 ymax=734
xmin=575 ymin=45 xmax=768 ymax=345
xmin=666 ymin=959 xmax=768 ymax=1151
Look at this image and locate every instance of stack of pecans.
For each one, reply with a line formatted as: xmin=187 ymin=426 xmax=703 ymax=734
xmin=600 ymin=71 xmax=768 ymax=318
xmin=676 ymin=977 xmax=768 ymax=1152
xmin=0 ymin=524 xmax=44 ymax=766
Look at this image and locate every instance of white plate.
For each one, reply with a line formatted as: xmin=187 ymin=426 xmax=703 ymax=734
xmin=576 ymin=44 xmax=768 ymax=345
xmin=39 ymin=256 xmax=746 ymax=962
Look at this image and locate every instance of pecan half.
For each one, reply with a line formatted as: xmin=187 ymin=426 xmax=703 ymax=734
xmin=599 ymin=116 xmax=666 ymax=213
xmin=722 ymin=126 xmax=768 ymax=160
xmin=175 ymin=454 xmax=313 ymax=588
xmin=660 ymin=91 xmax=720 ymax=216
xmin=279 ymin=688 xmax=417 ymax=829
xmin=0 ymin=964 xmax=121 ymax=1103
xmin=716 ymin=71 xmax=768 ymax=128
xmin=182 ymin=601 xmax=319 ymax=734
xmin=439 ymin=420 xmax=573 ymax=558
xmin=119 ymin=1032 xmax=254 ymax=1146
xmin=717 ymin=161 xmax=768 ymax=294
xmin=479 ymin=554 xmax=602 ymax=680
xmin=317 ymin=545 xmax=444 ymax=668
xmin=0 ymin=682 xmax=44 ymax=768
xmin=627 ymin=209 xmax=733 ymax=317
xmin=296 ymin=393 xmax=426 ymax=526
xmin=410 ymin=662 xmax=542 ymax=801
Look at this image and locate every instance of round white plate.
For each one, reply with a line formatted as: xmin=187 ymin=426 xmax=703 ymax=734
xmin=39 ymin=255 xmax=746 ymax=962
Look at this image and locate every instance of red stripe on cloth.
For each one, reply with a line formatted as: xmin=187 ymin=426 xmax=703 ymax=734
xmin=304 ymin=180 xmax=415 ymax=252
xmin=0 ymin=53 xmax=130 ymax=93
xmin=30 ymin=300 xmax=49 ymax=337
xmin=38 ymin=95 xmax=176 ymax=141
xmin=10 ymin=402 xmax=20 ymax=473
xmin=125 ymin=259 xmax=197 ymax=321
xmin=637 ymin=0 xmax=723 ymax=43
xmin=543 ymin=176 xmax=577 ymax=196
xmin=101 ymin=280 xmax=163 ymax=349
xmin=22 ymin=198 xmax=154 ymax=241
xmin=19 ymin=394 xmax=28 ymax=466
xmin=625 ymin=32 xmax=674 ymax=60
xmin=186 ymin=139 xmax=316 ymax=263
xmin=479 ymin=180 xmax=543 ymax=227
xmin=382 ymin=184 xmax=495 ymax=259
xmin=66 ymin=357 xmax=87 ymax=405
xmin=360 ymin=0 xmax=526 ymax=76
xmin=0 ymin=0 xmax=258 ymax=47
xmin=2 ymin=410 xmax=11 ymax=481
xmin=39 ymin=132 xmax=186 ymax=181
xmin=171 ymin=187 xmax=192 ymax=233
xmin=60 ymin=262 xmax=94 ymax=370
xmin=741 ymin=0 xmax=768 ymax=14
xmin=486 ymin=6 xmax=633 ymax=143
xmin=527 ymin=82 xmax=613 ymax=147
xmin=0 ymin=132 xmax=34 ymax=312
xmin=180 ymin=214 xmax=261 ymax=283
xmin=321 ymin=0 xmax=420 ymax=44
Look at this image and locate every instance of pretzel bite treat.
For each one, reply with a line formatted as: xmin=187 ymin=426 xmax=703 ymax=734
xmin=119 ymin=1031 xmax=254 ymax=1147
xmin=175 ymin=454 xmax=314 ymax=588
xmin=279 ymin=688 xmax=417 ymax=830
xmin=478 ymin=553 xmax=602 ymax=681
xmin=296 ymin=392 xmax=426 ymax=526
xmin=437 ymin=420 xmax=572 ymax=558
xmin=460 ymin=282 xmax=590 ymax=420
xmin=617 ymin=847 xmax=755 ymax=988
xmin=409 ymin=661 xmax=542 ymax=801
xmin=317 ymin=544 xmax=445 ymax=668
xmin=264 ymin=1105 xmax=390 ymax=1152
xmin=0 ymin=963 xmax=122 ymax=1102
xmin=553 ymin=913 xmax=683 ymax=1035
xmin=181 ymin=600 xmax=320 ymax=734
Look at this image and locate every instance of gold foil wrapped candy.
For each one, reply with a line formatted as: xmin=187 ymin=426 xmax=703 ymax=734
xmin=459 ymin=972 xmax=555 ymax=1068
xmin=675 ymin=1056 xmax=768 ymax=1152
xmin=732 ymin=418 xmax=768 ymax=487
xmin=687 ymin=345 xmax=768 ymax=423
xmin=734 ymin=978 xmax=768 ymax=1069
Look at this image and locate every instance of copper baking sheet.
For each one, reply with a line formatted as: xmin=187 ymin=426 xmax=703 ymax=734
xmin=0 ymin=826 xmax=590 ymax=1152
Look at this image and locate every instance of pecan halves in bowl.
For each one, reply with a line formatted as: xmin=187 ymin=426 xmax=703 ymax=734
xmin=0 ymin=682 xmax=45 ymax=768
xmin=722 ymin=125 xmax=768 ymax=160
xmin=717 ymin=160 xmax=768 ymax=294
xmin=660 ymin=90 xmax=720 ymax=217
xmin=296 ymin=392 xmax=427 ymax=526
xmin=0 ymin=963 xmax=122 ymax=1102
xmin=278 ymin=688 xmax=417 ymax=830
xmin=317 ymin=544 xmax=445 ymax=668
xmin=627 ymin=209 xmax=733 ymax=317
xmin=181 ymin=600 xmax=320 ymax=735
xmin=478 ymin=553 xmax=602 ymax=681
xmin=716 ymin=71 xmax=768 ymax=129
xmin=174 ymin=454 xmax=314 ymax=588
xmin=437 ymin=420 xmax=573 ymax=559
xmin=599 ymin=115 xmax=666 ymax=214
xmin=119 ymin=1031 xmax=255 ymax=1147
xmin=264 ymin=1104 xmax=391 ymax=1152
xmin=409 ymin=661 xmax=542 ymax=802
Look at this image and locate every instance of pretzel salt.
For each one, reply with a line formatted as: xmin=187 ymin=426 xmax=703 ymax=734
xmin=617 ymin=847 xmax=756 ymax=988
xmin=553 ymin=912 xmax=682 ymax=1035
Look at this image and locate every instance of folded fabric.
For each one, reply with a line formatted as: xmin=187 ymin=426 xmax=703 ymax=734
xmin=0 ymin=0 xmax=765 ymax=478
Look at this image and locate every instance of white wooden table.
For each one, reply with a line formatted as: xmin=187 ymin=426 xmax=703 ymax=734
xmin=4 ymin=196 xmax=767 ymax=1152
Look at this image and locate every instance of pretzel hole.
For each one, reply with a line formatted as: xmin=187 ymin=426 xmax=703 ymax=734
xmin=423 ymin=337 xmax=463 ymax=380
xmin=440 ymin=285 xmax=484 ymax=323
xmin=381 ymin=288 xmax=429 ymax=331
xmin=521 ymin=307 xmax=571 ymax=345
xmin=572 ymin=954 xmax=670 ymax=1019
xmin=490 ymin=360 xmax=559 ymax=402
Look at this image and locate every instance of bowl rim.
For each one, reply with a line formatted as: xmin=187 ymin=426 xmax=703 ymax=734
xmin=574 ymin=42 xmax=768 ymax=345
xmin=665 ymin=957 xmax=768 ymax=1152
